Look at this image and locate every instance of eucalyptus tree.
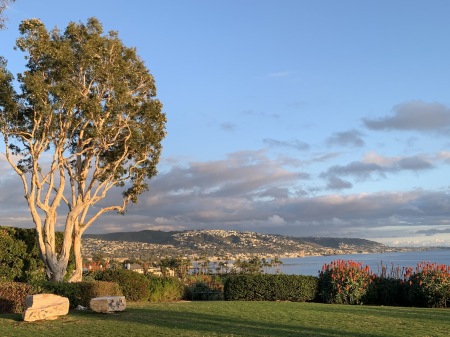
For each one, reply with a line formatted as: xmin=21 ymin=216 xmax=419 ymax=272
xmin=0 ymin=18 xmax=166 ymax=282
xmin=0 ymin=0 xmax=14 ymax=30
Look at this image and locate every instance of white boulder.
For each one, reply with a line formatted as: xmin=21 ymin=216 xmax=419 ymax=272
xmin=23 ymin=294 xmax=69 ymax=322
xmin=90 ymin=296 xmax=126 ymax=313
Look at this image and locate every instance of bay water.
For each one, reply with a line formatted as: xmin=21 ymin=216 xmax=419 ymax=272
xmin=279 ymin=249 xmax=450 ymax=276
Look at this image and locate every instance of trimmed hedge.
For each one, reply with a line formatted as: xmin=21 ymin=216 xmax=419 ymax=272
xmin=224 ymin=274 xmax=318 ymax=301
xmin=0 ymin=282 xmax=34 ymax=314
xmin=34 ymin=280 xmax=122 ymax=309
xmin=92 ymin=269 xmax=150 ymax=301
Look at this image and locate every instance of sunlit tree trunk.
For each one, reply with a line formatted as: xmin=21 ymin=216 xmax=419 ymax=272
xmin=69 ymin=228 xmax=83 ymax=283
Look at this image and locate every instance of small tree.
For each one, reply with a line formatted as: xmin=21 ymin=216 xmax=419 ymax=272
xmin=0 ymin=18 xmax=166 ymax=282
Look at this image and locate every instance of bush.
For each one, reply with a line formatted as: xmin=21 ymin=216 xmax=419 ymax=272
xmin=147 ymin=276 xmax=185 ymax=302
xmin=0 ymin=282 xmax=34 ymax=313
xmin=187 ymin=282 xmax=223 ymax=301
xmin=318 ymin=260 xmax=372 ymax=305
xmin=364 ymin=277 xmax=406 ymax=306
xmin=93 ymin=269 xmax=150 ymax=301
xmin=185 ymin=275 xmax=224 ymax=301
xmin=224 ymin=274 xmax=317 ymax=301
xmin=34 ymin=280 xmax=122 ymax=308
xmin=405 ymin=262 xmax=450 ymax=308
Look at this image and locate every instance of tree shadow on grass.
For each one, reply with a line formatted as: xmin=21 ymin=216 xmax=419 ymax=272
xmin=0 ymin=313 xmax=22 ymax=322
xmin=99 ymin=307 xmax=383 ymax=337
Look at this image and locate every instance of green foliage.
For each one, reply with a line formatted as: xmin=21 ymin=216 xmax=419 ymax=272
xmin=147 ymin=275 xmax=185 ymax=302
xmin=231 ymin=256 xmax=283 ymax=275
xmin=34 ymin=280 xmax=122 ymax=309
xmin=187 ymin=282 xmax=224 ymax=301
xmin=318 ymin=260 xmax=450 ymax=308
xmin=185 ymin=275 xmax=224 ymax=301
xmin=1 ymin=16 xmax=166 ymax=282
xmin=404 ymin=262 xmax=450 ymax=308
xmin=318 ymin=260 xmax=372 ymax=304
xmin=93 ymin=269 xmax=150 ymax=301
xmin=0 ymin=227 xmax=46 ymax=282
xmin=0 ymin=226 xmax=75 ymax=282
xmin=0 ymin=228 xmax=26 ymax=281
xmin=159 ymin=257 xmax=191 ymax=278
xmin=364 ymin=277 xmax=406 ymax=306
xmin=224 ymin=274 xmax=318 ymax=301
xmin=0 ymin=282 xmax=34 ymax=314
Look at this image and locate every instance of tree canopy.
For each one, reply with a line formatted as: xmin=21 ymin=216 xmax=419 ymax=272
xmin=0 ymin=0 xmax=14 ymax=30
xmin=0 ymin=17 xmax=166 ymax=281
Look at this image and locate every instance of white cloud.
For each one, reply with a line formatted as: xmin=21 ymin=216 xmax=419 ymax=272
xmin=267 ymin=215 xmax=286 ymax=226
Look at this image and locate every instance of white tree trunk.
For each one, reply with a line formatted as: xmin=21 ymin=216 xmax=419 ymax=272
xmin=68 ymin=231 xmax=83 ymax=283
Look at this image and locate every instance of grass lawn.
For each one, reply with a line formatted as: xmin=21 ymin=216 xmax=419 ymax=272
xmin=0 ymin=301 xmax=449 ymax=337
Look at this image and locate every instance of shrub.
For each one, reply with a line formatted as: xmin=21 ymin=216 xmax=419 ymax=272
xmin=185 ymin=275 xmax=224 ymax=301
xmin=0 ymin=282 xmax=34 ymax=313
xmin=405 ymin=262 xmax=450 ymax=308
xmin=147 ymin=276 xmax=185 ymax=302
xmin=0 ymin=227 xmax=72 ymax=283
xmin=187 ymin=282 xmax=223 ymax=301
xmin=318 ymin=260 xmax=372 ymax=305
xmin=224 ymin=274 xmax=317 ymax=301
xmin=93 ymin=269 xmax=150 ymax=301
xmin=34 ymin=280 xmax=122 ymax=308
xmin=364 ymin=276 xmax=406 ymax=306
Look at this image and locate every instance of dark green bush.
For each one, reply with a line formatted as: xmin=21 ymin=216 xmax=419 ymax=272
xmin=0 ymin=227 xmax=76 ymax=283
xmin=224 ymin=274 xmax=318 ymax=301
xmin=186 ymin=282 xmax=223 ymax=301
xmin=364 ymin=277 xmax=406 ymax=306
xmin=147 ymin=276 xmax=185 ymax=302
xmin=184 ymin=275 xmax=224 ymax=301
xmin=93 ymin=269 xmax=150 ymax=301
xmin=0 ymin=282 xmax=34 ymax=313
xmin=34 ymin=280 xmax=122 ymax=308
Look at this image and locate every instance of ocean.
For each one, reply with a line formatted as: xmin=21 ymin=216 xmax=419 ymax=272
xmin=279 ymin=249 xmax=450 ymax=276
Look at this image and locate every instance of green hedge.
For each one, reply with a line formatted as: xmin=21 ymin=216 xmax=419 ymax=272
xmin=224 ymin=274 xmax=318 ymax=301
xmin=34 ymin=280 xmax=122 ymax=308
xmin=92 ymin=269 xmax=150 ymax=302
xmin=0 ymin=282 xmax=34 ymax=314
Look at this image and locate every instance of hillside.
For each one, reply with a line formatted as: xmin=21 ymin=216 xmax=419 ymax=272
xmin=83 ymin=229 xmax=395 ymax=260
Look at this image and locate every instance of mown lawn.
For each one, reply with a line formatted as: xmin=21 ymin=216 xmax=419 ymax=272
xmin=0 ymin=301 xmax=448 ymax=337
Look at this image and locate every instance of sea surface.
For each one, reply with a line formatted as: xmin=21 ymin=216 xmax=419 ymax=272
xmin=279 ymin=249 xmax=450 ymax=276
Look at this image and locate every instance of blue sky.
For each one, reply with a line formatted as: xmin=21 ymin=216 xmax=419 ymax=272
xmin=1 ymin=0 xmax=450 ymax=246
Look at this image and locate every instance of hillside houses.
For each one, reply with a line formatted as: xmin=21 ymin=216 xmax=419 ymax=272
xmin=82 ymin=229 xmax=396 ymax=264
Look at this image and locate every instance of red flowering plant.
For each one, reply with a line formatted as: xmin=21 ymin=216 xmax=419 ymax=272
xmin=404 ymin=262 xmax=450 ymax=308
xmin=318 ymin=259 xmax=373 ymax=304
xmin=362 ymin=262 xmax=409 ymax=306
